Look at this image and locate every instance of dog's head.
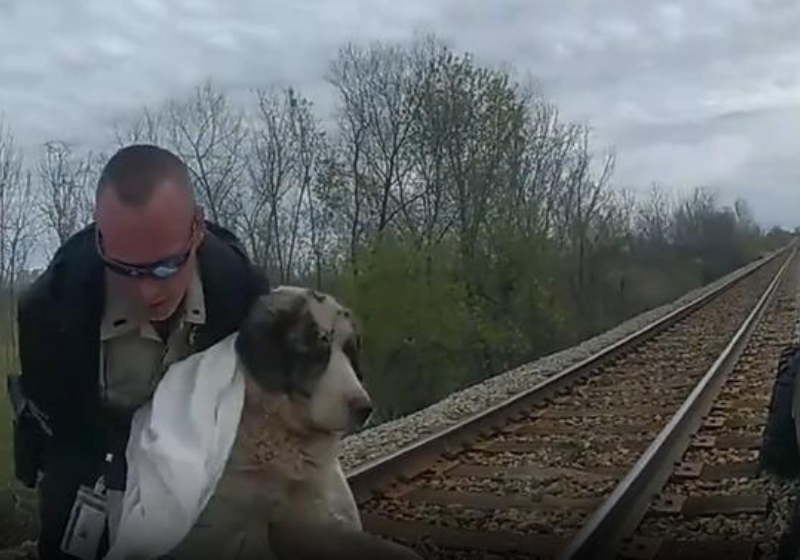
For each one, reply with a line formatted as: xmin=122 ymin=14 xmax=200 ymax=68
xmin=235 ymin=285 xmax=373 ymax=434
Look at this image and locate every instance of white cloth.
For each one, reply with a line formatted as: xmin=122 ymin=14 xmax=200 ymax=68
xmin=104 ymin=333 xmax=246 ymax=560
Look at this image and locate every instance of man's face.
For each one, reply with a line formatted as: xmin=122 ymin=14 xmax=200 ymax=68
xmin=95 ymin=180 xmax=204 ymax=322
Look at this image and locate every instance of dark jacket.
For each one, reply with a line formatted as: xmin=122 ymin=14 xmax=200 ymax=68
xmin=13 ymin=221 xmax=270 ymax=560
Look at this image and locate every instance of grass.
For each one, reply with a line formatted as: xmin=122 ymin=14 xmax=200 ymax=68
xmin=0 ymin=361 xmax=39 ymax=549
xmin=1 ymin=377 xmax=15 ymax=484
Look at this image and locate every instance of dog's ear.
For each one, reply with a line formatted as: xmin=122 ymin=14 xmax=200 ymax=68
xmin=235 ymin=291 xmax=304 ymax=393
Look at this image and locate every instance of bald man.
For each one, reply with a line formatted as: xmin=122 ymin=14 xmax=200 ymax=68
xmin=12 ymin=145 xmax=271 ymax=560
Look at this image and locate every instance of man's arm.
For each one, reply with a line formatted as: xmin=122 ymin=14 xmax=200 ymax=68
xmin=14 ymin=284 xmax=105 ymax=560
xmin=12 ymin=284 xmax=53 ymax=488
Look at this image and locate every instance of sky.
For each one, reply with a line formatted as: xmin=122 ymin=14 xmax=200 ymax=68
xmin=1 ymin=0 xmax=799 ymax=231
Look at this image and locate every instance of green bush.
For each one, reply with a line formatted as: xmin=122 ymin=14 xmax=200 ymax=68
xmin=334 ymin=237 xmax=474 ymax=419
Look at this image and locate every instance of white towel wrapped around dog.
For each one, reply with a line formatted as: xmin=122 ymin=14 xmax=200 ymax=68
xmin=104 ymin=333 xmax=245 ymax=560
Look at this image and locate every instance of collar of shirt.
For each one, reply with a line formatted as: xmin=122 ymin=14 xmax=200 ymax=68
xmin=100 ymin=266 xmax=207 ymax=342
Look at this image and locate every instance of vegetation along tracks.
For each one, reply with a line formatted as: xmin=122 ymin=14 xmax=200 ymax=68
xmin=346 ymin=246 xmax=799 ymax=559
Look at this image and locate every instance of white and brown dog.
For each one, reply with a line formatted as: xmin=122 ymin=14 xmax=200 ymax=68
xmin=169 ymin=286 xmax=420 ymax=560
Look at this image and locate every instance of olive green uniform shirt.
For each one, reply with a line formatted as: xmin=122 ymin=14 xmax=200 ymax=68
xmin=99 ymin=268 xmax=206 ymax=412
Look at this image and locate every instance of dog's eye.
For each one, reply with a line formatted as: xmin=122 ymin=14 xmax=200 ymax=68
xmin=296 ymin=339 xmax=330 ymax=361
xmin=343 ymin=338 xmax=362 ymax=380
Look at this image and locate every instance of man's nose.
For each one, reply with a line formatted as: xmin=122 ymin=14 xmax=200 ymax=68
xmin=136 ymin=277 xmax=163 ymax=303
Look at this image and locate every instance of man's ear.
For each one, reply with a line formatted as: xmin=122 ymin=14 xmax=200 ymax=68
xmin=235 ymin=291 xmax=303 ymax=394
xmin=192 ymin=206 xmax=206 ymax=248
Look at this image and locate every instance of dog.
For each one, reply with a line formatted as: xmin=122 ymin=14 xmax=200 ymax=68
xmin=169 ymin=286 xmax=421 ymax=560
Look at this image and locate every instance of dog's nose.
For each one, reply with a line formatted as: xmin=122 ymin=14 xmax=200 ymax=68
xmin=349 ymin=397 xmax=373 ymax=426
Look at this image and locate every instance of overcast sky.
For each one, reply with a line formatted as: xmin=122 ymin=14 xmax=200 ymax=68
xmin=1 ymin=0 xmax=799 ymax=230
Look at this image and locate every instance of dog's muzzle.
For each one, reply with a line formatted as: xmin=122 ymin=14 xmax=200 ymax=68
xmin=349 ymin=396 xmax=373 ymax=427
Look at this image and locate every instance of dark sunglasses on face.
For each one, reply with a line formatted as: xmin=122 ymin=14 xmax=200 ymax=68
xmin=96 ymin=221 xmax=197 ymax=281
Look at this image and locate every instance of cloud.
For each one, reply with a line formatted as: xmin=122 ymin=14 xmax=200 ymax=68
xmin=0 ymin=0 xmax=798 ymax=228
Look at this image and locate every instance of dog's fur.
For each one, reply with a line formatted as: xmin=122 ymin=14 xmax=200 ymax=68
xmin=171 ymin=286 xmax=420 ymax=560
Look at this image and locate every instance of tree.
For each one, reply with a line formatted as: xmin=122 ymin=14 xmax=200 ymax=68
xmin=0 ymin=34 xmax=784 ymax=429
xmin=635 ymin=183 xmax=674 ymax=249
xmin=327 ymin=38 xmax=431 ymax=256
xmin=36 ymin=140 xmax=95 ymax=248
xmin=0 ymin=121 xmax=37 ymax=373
xmin=238 ymin=87 xmax=328 ymax=283
xmin=116 ymin=81 xmax=247 ymax=230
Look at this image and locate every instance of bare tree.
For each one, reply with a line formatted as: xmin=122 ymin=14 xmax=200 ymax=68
xmin=163 ymin=81 xmax=247 ymax=228
xmin=113 ymin=106 xmax=166 ymax=146
xmin=238 ymin=87 xmax=328 ymax=283
xmin=0 ymin=122 xmax=37 ymax=372
xmin=36 ymin=140 xmax=95 ymax=248
xmin=635 ymin=183 xmax=675 ymax=248
xmin=115 ymin=81 xmax=248 ymax=230
xmin=549 ymin=127 xmax=616 ymax=303
xmin=304 ymin=150 xmax=341 ymax=288
xmin=733 ymin=197 xmax=760 ymax=237
xmin=523 ymin=102 xmax=580 ymax=239
xmin=404 ymin=39 xmax=461 ymax=251
xmin=671 ymin=187 xmax=718 ymax=251
xmin=289 ymin=92 xmax=330 ymax=284
xmin=327 ymin=38 xmax=429 ymax=251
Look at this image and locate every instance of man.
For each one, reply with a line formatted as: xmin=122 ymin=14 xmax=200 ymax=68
xmin=11 ymin=144 xmax=270 ymax=559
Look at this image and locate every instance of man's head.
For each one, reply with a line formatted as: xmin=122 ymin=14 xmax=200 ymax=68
xmin=94 ymin=144 xmax=205 ymax=322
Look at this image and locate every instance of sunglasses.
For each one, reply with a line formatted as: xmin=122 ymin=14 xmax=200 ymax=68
xmin=96 ymin=220 xmax=197 ymax=281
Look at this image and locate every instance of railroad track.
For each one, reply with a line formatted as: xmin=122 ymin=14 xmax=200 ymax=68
xmin=347 ymin=246 xmax=800 ymax=560
xmin=611 ymin=256 xmax=800 ymax=560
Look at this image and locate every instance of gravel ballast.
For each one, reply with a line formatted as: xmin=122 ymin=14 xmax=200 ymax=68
xmin=342 ymin=254 xmax=780 ymax=472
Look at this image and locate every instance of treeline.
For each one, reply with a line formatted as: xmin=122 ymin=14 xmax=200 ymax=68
xmin=0 ymin=35 xmax=792 ymax=421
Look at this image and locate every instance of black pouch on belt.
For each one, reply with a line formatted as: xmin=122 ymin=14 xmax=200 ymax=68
xmin=7 ymin=373 xmax=52 ymax=488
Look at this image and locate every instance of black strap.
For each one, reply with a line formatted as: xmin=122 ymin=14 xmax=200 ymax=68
xmin=7 ymin=373 xmax=53 ymax=436
xmin=90 ymin=406 xmax=131 ymax=559
xmin=101 ymin=406 xmax=131 ymax=492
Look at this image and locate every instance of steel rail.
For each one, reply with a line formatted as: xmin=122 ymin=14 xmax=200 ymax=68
xmin=558 ymin=246 xmax=797 ymax=560
xmin=346 ymin=247 xmax=792 ymax=502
